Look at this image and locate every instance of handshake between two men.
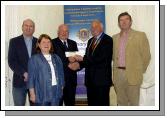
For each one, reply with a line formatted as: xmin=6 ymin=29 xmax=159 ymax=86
xmin=68 ymin=55 xmax=83 ymax=71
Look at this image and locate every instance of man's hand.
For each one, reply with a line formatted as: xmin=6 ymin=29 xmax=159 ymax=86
xmin=68 ymin=62 xmax=80 ymax=71
xmin=74 ymin=55 xmax=83 ymax=61
xmin=68 ymin=56 xmax=76 ymax=63
xmin=23 ymin=72 xmax=28 ymax=82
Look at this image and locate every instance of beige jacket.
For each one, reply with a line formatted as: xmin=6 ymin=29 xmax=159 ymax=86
xmin=112 ymin=29 xmax=151 ymax=85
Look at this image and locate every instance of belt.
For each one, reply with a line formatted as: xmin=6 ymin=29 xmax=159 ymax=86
xmin=117 ymin=67 xmax=126 ymax=69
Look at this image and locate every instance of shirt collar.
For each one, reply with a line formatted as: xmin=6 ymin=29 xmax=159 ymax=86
xmin=96 ymin=32 xmax=103 ymax=39
xmin=23 ymin=34 xmax=33 ymax=41
xmin=60 ymin=38 xmax=67 ymax=44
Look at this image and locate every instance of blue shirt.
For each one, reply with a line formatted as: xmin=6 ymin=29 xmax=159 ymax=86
xmin=24 ymin=36 xmax=32 ymax=58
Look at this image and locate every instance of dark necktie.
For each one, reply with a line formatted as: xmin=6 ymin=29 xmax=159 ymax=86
xmin=91 ymin=37 xmax=97 ymax=50
xmin=63 ymin=41 xmax=68 ymax=51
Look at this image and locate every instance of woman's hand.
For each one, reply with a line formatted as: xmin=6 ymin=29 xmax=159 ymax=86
xmin=29 ymin=88 xmax=36 ymax=103
xmin=30 ymin=93 xmax=36 ymax=103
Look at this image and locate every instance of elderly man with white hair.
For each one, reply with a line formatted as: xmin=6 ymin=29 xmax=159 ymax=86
xmin=69 ymin=20 xmax=113 ymax=106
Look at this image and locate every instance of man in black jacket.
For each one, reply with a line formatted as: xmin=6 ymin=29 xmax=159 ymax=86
xmin=8 ymin=19 xmax=37 ymax=106
xmin=52 ymin=24 xmax=79 ymax=106
xmin=69 ymin=20 xmax=113 ymax=106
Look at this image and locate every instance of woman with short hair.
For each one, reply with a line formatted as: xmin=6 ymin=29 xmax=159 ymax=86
xmin=27 ymin=34 xmax=64 ymax=106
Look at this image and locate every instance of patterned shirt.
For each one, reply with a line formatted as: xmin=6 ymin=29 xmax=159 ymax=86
xmin=118 ymin=33 xmax=128 ymax=67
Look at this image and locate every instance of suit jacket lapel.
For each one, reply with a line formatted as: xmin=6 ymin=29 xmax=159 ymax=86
xmin=91 ymin=33 xmax=105 ymax=55
xmin=20 ymin=35 xmax=29 ymax=59
xmin=57 ymin=38 xmax=67 ymax=51
xmin=31 ymin=37 xmax=37 ymax=55
xmin=125 ymin=29 xmax=134 ymax=51
xmin=67 ymin=39 xmax=72 ymax=50
xmin=115 ymin=34 xmax=120 ymax=59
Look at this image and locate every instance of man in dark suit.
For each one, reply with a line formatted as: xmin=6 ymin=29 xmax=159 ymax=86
xmin=8 ymin=19 xmax=37 ymax=106
xmin=52 ymin=24 xmax=79 ymax=106
xmin=69 ymin=20 xmax=113 ymax=106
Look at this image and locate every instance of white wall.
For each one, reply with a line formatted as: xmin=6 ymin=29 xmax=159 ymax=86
xmin=5 ymin=5 xmax=155 ymax=106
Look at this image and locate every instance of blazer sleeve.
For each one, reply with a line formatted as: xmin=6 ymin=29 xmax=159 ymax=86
xmin=74 ymin=41 xmax=78 ymax=51
xmin=8 ymin=39 xmax=25 ymax=76
xmin=140 ymin=32 xmax=151 ymax=73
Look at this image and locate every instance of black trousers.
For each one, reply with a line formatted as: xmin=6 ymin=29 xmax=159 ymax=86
xmin=87 ymin=86 xmax=110 ymax=106
xmin=59 ymin=85 xmax=76 ymax=106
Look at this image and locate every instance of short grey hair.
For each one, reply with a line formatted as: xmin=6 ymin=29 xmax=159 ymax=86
xmin=91 ymin=19 xmax=104 ymax=30
xmin=22 ymin=19 xmax=35 ymax=27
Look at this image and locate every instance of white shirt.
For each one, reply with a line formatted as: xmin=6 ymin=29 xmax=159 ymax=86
xmin=60 ymin=39 xmax=68 ymax=47
xmin=96 ymin=32 xmax=103 ymax=39
xmin=43 ymin=54 xmax=57 ymax=86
